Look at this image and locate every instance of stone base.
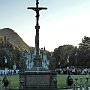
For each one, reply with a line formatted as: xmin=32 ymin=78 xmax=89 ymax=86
xmin=19 ymin=68 xmax=57 ymax=90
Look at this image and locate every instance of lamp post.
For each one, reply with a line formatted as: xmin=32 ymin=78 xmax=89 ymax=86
xmin=75 ymin=52 xmax=77 ymax=75
xmin=67 ymin=55 xmax=69 ymax=74
xmin=10 ymin=58 xmax=11 ymax=69
xmin=75 ymin=52 xmax=77 ymax=69
xmin=59 ymin=62 xmax=60 ymax=68
xmin=4 ymin=56 xmax=7 ymax=69
xmin=67 ymin=55 xmax=69 ymax=67
xmin=67 ymin=55 xmax=69 ymax=63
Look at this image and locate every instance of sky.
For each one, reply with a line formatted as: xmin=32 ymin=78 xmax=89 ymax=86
xmin=0 ymin=0 xmax=90 ymax=51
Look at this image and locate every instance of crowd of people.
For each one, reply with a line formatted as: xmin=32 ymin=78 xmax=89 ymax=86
xmin=0 ymin=68 xmax=89 ymax=75
xmin=55 ymin=68 xmax=90 ymax=75
xmin=0 ymin=69 xmax=19 ymax=75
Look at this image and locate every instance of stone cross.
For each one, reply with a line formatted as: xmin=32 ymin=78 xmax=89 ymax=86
xmin=27 ymin=0 xmax=47 ymax=56
xmin=27 ymin=0 xmax=47 ymax=67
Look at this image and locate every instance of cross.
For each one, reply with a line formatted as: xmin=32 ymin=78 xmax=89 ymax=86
xmin=27 ymin=0 xmax=47 ymax=56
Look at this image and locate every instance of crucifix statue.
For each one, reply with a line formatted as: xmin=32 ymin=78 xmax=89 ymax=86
xmin=27 ymin=0 xmax=47 ymax=67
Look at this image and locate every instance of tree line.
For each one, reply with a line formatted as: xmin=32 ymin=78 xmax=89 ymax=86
xmin=0 ymin=36 xmax=90 ymax=70
xmin=50 ymin=36 xmax=90 ymax=69
xmin=0 ymin=36 xmax=21 ymax=69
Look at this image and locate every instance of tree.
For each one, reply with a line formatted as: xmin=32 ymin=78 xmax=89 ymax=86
xmin=78 ymin=36 xmax=90 ymax=67
xmin=0 ymin=36 xmax=21 ymax=69
xmin=53 ymin=45 xmax=75 ymax=68
xmin=69 ymin=46 xmax=78 ymax=67
xmin=49 ymin=52 xmax=57 ymax=70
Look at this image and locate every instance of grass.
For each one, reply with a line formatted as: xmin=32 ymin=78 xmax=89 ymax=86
xmin=0 ymin=74 xmax=90 ymax=89
xmin=57 ymin=74 xmax=90 ymax=88
xmin=0 ymin=75 xmax=19 ymax=89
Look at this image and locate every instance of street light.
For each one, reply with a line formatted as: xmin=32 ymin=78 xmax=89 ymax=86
xmin=67 ymin=55 xmax=69 ymax=63
xmin=75 ymin=52 xmax=77 ymax=69
xmin=67 ymin=55 xmax=69 ymax=74
xmin=59 ymin=62 xmax=60 ymax=68
xmin=4 ymin=56 xmax=7 ymax=69
xmin=10 ymin=58 xmax=11 ymax=69
xmin=75 ymin=52 xmax=78 ymax=75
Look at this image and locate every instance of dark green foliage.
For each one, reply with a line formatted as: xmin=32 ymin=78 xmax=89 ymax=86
xmin=52 ymin=36 xmax=90 ymax=69
xmin=49 ymin=52 xmax=56 ymax=70
xmin=78 ymin=36 xmax=90 ymax=67
xmin=69 ymin=47 xmax=77 ymax=66
xmin=0 ymin=36 xmax=21 ymax=69
xmin=53 ymin=45 xmax=75 ymax=68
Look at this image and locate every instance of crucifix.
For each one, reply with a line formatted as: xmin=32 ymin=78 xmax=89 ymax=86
xmin=27 ymin=0 xmax=47 ymax=67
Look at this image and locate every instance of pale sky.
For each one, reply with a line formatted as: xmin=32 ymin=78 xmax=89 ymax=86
xmin=0 ymin=0 xmax=90 ymax=51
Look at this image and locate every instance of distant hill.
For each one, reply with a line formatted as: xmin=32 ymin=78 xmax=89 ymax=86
xmin=0 ymin=28 xmax=30 ymax=51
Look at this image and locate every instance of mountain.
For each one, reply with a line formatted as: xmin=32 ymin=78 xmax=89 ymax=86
xmin=0 ymin=28 xmax=30 ymax=50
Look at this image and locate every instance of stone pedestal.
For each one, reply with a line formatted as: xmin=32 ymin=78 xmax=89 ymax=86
xmin=19 ymin=67 xmax=57 ymax=90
